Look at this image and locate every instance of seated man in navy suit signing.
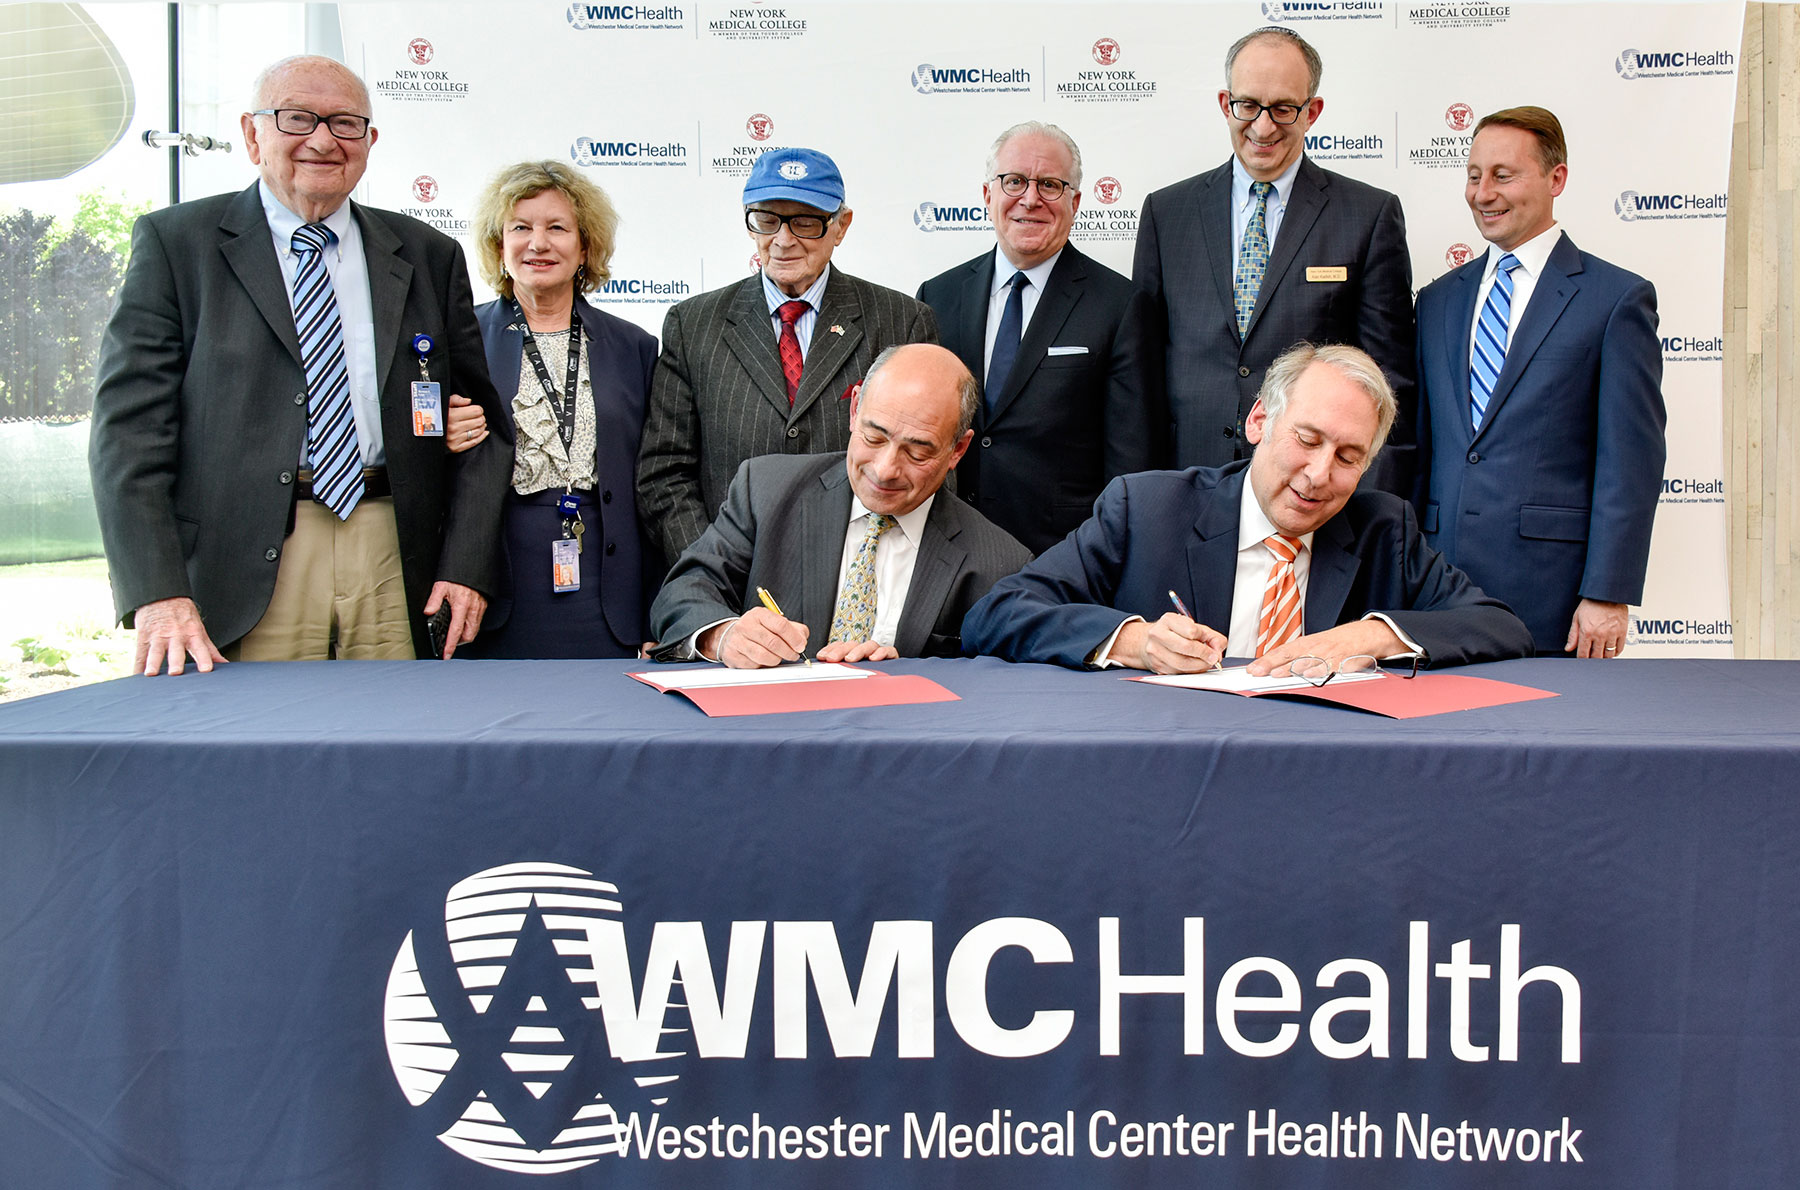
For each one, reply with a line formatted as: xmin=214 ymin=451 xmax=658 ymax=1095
xmin=962 ymin=343 xmax=1532 ymax=674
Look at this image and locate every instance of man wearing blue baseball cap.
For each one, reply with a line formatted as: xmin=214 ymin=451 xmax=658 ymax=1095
xmin=638 ymin=146 xmax=939 ymax=565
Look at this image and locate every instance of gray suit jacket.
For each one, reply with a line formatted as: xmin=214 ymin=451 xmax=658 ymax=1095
xmin=649 ymin=452 xmax=1030 ymax=660
xmin=636 ymin=267 xmax=938 ymax=567
xmin=1133 ymin=156 xmax=1417 ymax=492
xmin=88 ymin=183 xmax=512 ymax=656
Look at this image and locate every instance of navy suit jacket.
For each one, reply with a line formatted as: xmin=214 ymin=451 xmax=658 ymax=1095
xmin=1133 ymin=156 xmax=1417 ymax=493
xmin=1414 ymin=234 xmax=1665 ymax=652
xmin=916 ymin=245 xmax=1157 ymax=555
xmin=475 ymin=295 xmax=658 ymax=645
xmin=650 ymin=452 xmax=1030 ymax=661
xmin=962 ymin=462 xmax=1532 ymax=670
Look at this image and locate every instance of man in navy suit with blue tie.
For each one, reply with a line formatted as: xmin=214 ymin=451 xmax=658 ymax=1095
xmin=1414 ymin=107 xmax=1666 ymax=658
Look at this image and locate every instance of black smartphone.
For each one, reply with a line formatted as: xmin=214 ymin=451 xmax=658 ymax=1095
xmin=426 ymin=604 xmax=454 ymax=659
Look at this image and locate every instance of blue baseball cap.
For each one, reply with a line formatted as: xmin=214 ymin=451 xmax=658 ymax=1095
xmin=742 ymin=147 xmax=845 ymax=211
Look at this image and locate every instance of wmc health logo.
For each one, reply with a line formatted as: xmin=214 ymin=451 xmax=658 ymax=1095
xmin=383 ymin=863 xmax=686 ymax=1174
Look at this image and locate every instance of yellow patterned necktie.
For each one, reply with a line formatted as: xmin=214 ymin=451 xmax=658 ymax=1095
xmin=1235 ymin=180 xmax=1273 ymax=338
xmin=828 ymin=513 xmax=896 ymax=643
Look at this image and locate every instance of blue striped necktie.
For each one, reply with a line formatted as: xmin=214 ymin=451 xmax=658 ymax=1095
xmin=1469 ymin=252 xmax=1521 ymax=432
xmin=292 ymin=223 xmax=363 ymax=519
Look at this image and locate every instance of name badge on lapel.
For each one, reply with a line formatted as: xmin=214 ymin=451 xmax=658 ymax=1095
xmin=1306 ymin=266 xmax=1349 ymax=283
xmin=410 ymin=332 xmax=443 ymax=436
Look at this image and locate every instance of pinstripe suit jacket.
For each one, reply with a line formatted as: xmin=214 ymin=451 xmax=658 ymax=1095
xmin=649 ymin=452 xmax=1030 ymax=660
xmin=636 ymin=268 xmax=938 ymax=566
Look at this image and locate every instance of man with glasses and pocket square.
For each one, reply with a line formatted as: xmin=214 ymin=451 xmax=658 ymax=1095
xmin=90 ymin=54 xmax=510 ymax=673
xmin=1133 ymin=26 xmax=1418 ymax=494
xmin=637 ymin=146 xmax=938 ymax=566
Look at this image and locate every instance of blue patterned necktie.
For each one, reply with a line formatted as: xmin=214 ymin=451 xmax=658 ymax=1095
xmin=1470 ymin=252 xmax=1521 ymax=432
xmin=828 ymin=513 xmax=895 ymax=644
xmin=1234 ymin=181 xmax=1273 ymax=338
xmin=291 ymin=223 xmax=363 ymax=519
xmin=985 ymin=270 xmax=1028 ymax=415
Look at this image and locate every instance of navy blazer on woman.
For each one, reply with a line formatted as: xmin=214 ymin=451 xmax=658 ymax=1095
xmin=476 ymin=295 xmax=657 ymax=647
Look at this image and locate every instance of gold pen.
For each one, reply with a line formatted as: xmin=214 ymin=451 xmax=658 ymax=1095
xmin=754 ymin=586 xmax=812 ymax=667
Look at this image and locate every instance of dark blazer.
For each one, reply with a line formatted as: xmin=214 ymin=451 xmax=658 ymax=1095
xmin=637 ymin=267 xmax=938 ymax=565
xmin=916 ymin=244 xmax=1157 ymax=555
xmin=1414 ymin=234 xmax=1666 ymax=653
xmin=650 ymin=452 xmax=1030 ymax=661
xmin=475 ymin=295 xmax=657 ymax=645
xmin=1133 ymin=156 xmax=1417 ymax=491
xmin=89 ymin=183 xmax=511 ymax=656
xmin=962 ymin=462 xmax=1532 ymax=670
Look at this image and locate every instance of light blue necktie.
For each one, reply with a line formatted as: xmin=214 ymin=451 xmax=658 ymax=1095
xmin=1234 ymin=181 xmax=1273 ymax=337
xmin=1470 ymin=252 xmax=1521 ymax=432
xmin=292 ymin=223 xmax=363 ymax=519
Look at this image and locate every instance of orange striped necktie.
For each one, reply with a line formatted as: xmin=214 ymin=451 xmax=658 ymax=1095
xmin=1255 ymin=534 xmax=1305 ymax=656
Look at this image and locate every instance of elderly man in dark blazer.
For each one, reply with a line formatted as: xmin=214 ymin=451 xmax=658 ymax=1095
xmin=89 ymin=55 xmax=510 ymax=674
xmin=963 ymin=344 xmax=1531 ymax=673
xmin=1133 ymin=26 xmax=1416 ymax=493
xmin=651 ymin=344 xmax=1029 ymax=667
xmin=917 ymin=121 xmax=1156 ymax=555
xmin=637 ymin=147 xmax=938 ymax=566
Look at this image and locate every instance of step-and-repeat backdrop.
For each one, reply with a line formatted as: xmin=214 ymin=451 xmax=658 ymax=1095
xmin=337 ymin=1 xmax=1742 ymax=657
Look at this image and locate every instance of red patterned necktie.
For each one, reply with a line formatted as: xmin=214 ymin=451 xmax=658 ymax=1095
xmin=777 ymin=300 xmax=808 ymax=403
xmin=1255 ymin=534 xmax=1304 ymax=656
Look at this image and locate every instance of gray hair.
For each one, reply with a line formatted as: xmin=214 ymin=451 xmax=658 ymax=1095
xmin=984 ymin=121 xmax=1084 ymax=191
xmin=252 ymin=54 xmax=372 ymax=115
xmin=1257 ymin=342 xmax=1397 ymax=459
xmin=1224 ymin=27 xmax=1324 ymax=97
xmin=863 ymin=344 xmax=981 ymax=438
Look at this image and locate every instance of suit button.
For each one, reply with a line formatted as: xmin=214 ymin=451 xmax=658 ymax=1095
xmin=1238 ymin=366 xmax=1251 ymax=377
xmin=602 ymin=490 xmax=612 ymax=504
xmin=1222 ymin=426 xmax=1235 ymax=439
xmin=279 ymin=471 xmax=293 ymax=485
xmin=264 ymin=547 xmax=279 ymax=562
xmin=981 ymin=436 xmax=992 ymax=448
xmin=293 ymin=392 xmax=306 ymax=405
xmin=786 ymin=427 xmax=799 ymax=439
xmin=605 ymin=542 xmax=616 ymax=557
xmin=1467 ymin=450 xmax=1481 ymax=464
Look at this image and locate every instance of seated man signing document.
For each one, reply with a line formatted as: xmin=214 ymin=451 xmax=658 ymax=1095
xmin=650 ymin=344 xmax=1030 ymax=667
xmin=961 ymin=342 xmax=1532 ymax=673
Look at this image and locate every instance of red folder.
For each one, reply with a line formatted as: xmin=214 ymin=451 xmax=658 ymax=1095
xmin=629 ymin=669 xmax=959 ymax=717
xmin=1133 ymin=672 xmax=1558 ymax=719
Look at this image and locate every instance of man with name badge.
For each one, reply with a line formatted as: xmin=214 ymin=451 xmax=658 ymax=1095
xmin=1414 ymin=106 xmax=1665 ymax=658
xmin=89 ymin=54 xmax=510 ymax=673
xmin=637 ymin=147 xmax=938 ymax=567
xmin=961 ymin=343 xmax=1532 ymax=673
xmin=650 ymin=344 xmax=1030 ymax=667
xmin=916 ymin=121 xmax=1156 ymax=555
xmin=1133 ymin=26 xmax=1416 ymax=493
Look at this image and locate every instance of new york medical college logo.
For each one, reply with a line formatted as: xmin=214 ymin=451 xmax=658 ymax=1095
xmin=384 ymin=863 xmax=686 ymax=1174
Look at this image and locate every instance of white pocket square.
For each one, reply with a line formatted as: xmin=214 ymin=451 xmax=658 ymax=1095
xmin=1046 ymin=345 xmax=1089 ymax=356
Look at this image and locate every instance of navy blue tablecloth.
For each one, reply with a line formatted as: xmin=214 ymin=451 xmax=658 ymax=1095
xmin=1 ymin=658 xmax=1795 ymax=1188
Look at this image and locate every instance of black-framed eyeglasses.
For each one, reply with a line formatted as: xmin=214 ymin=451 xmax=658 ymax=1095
xmin=992 ymin=172 xmax=1074 ymax=201
xmin=251 ymin=108 xmax=372 ymax=140
xmin=745 ymin=208 xmax=835 ymax=239
xmin=1226 ymin=98 xmax=1310 ymax=126
xmin=1290 ymin=652 xmax=1423 ymax=687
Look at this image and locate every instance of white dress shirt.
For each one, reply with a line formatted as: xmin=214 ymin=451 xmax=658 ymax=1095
xmin=260 ymin=182 xmax=382 ymax=467
xmin=981 ymin=246 xmax=1062 ymax=383
xmin=1468 ymin=225 xmax=1563 ymax=356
